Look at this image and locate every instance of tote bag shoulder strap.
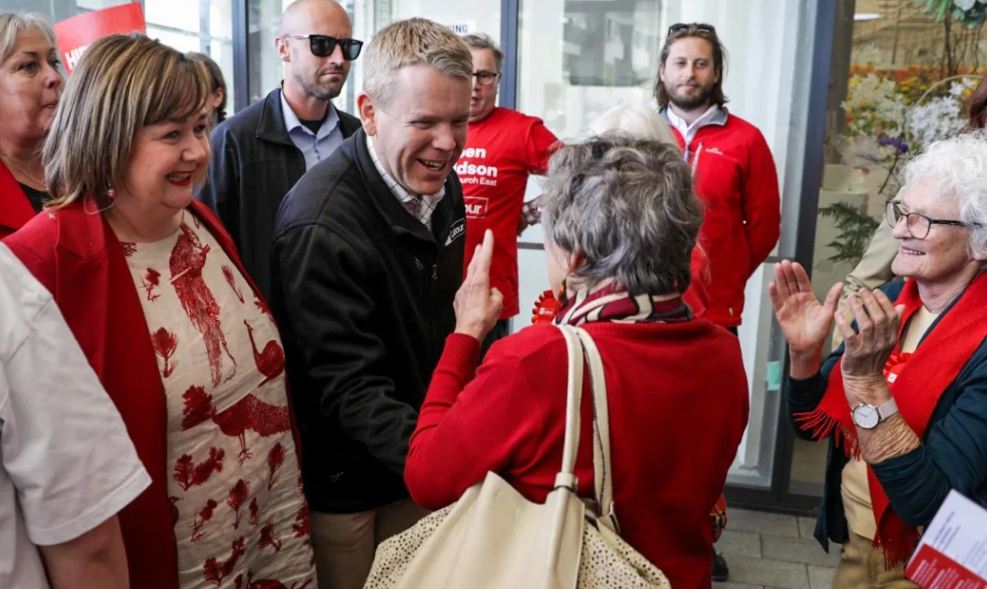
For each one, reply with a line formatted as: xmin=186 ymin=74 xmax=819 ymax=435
xmin=573 ymin=327 xmax=618 ymax=533
xmin=553 ymin=324 xmax=618 ymax=533
xmin=553 ymin=324 xmax=585 ymax=492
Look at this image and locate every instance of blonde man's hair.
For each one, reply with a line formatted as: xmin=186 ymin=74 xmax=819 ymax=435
xmin=0 ymin=12 xmax=57 ymax=65
xmin=44 ymin=33 xmax=211 ymax=209
xmin=363 ymin=18 xmax=472 ymax=110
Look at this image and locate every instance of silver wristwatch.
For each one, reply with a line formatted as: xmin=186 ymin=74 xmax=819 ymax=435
xmin=851 ymin=398 xmax=899 ymax=430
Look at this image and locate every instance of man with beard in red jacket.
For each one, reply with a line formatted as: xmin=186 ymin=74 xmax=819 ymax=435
xmin=656 ymin=22 xmax=780 ymax=582
xmin=657 ymin=23 xmax=780 ymax=338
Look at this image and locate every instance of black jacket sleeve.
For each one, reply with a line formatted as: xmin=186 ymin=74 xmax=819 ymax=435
xmin=273 ymin=222 xmax=419 ymax=476
xmin=785 ymin=344 xmax=843 ymax=441
xmin=197 ymin=125 xmax=240 ymax=244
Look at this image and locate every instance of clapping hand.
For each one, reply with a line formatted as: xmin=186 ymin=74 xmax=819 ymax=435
xmin=836 ymin=288 xmax=903 ymax=385
xmin=454 ymin=230 xmax=504 ymax=342
xmin=769 ymin=260 xmax=844 ymax=358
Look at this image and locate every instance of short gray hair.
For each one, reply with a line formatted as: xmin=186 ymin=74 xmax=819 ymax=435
xmin=0 ymin=12 xmax=57 ymax=65
xmin=363 ymin=18 xmax=472 ymax=109
xmin=542 ymin=134 xmax=703 ymax=295
xmin=585 ymin=104 xmax=679 ymax=149
xmin=902 ymin=130 xmax=987 ymax=259
xmin=462 ymin=33 xmax=503 ymax=72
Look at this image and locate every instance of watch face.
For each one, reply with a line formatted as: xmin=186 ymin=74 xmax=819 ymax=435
xmin=853 ymin=404 xmax=880 ymax=429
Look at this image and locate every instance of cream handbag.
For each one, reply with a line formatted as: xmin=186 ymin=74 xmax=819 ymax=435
xmin=363 ymin=325 xmax=671 ymax=589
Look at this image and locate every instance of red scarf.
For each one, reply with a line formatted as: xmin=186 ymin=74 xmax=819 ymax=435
xmin=796 ymin=274 xmax=987 ymax=567
xmin=531 ymin=279 xmax=692 ymax=325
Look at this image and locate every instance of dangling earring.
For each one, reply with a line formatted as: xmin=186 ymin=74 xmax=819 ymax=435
xmin=83 ymin=188 xmax=116 ymax=215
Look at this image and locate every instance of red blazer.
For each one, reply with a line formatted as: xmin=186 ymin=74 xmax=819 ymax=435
xmin=407 ymin=322 xmax=750 ymax=589
xmin=0 ymin=161 xmax=35 ymax=239
xmin=2 ymin=199 xmax=269 ymax=589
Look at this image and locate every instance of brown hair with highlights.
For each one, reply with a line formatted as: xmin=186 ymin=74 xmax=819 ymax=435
xmin=43 ymin=33 xmax=211 ymax=209
xmin=655 ymin=23 xmax=728 ymax=110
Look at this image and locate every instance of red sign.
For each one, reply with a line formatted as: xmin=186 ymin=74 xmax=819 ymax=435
xmin=54 ymin=3 xmax=146 ymax=74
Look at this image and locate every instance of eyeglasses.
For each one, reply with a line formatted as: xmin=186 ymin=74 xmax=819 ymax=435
xmin=472 ymin=70 xmax=500 ymax=86
xmin=885 ymin=199 xmax=981 ymax=240
xmin=667 ymin=23 xmax=717 ymax=36
xmin=284 ymin=34 xmax=363 ymax=60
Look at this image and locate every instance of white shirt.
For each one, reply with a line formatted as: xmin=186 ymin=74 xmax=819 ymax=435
xmin=366 ymin=134 xmax=445 ymax=231
xmin=666 ymin=104 xmax=723 ymax=152
xmin=279 ymin=88 xmax=343 ymax=172
xmin=0 ymin=244 xmax=150 ymax=589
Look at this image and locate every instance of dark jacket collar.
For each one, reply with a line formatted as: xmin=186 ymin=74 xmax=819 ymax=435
xmin=255 ymin=87 xmax=362 ymax=148
xmin=341 ymin=128 xmax=459 ymax=243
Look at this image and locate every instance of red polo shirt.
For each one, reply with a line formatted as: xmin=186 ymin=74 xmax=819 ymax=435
xmin=458 ymin=107 xmax=560 ymax=319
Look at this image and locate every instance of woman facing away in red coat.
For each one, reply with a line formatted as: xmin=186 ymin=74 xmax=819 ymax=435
xmin=3 ymin=34 xmax=314 ymax=589
xmin=404 ymin=134 xmax=750 ymax=589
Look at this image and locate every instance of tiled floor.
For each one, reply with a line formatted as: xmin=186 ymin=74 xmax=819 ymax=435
xmin=713 ymin=508 xmax=840 ymax=589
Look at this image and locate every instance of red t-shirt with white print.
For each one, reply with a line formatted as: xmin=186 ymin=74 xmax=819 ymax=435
xmin=458 ymin=107 xmax=560 ymax=319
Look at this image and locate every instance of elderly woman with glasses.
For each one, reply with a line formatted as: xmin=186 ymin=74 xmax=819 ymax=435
xmin=404 ymin=134 xmax=750 ymax=589
xmin=774 ymin=132 xmax=987 ymax=589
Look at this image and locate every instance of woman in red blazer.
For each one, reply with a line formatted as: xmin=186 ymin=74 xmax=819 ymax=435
xmin=0 ymin=13 xmax=63 ymax=238
xmin=405 ymin=135 xmax=751 ymax=589
xmin=4 ymin=35 xmax=314 ymax=589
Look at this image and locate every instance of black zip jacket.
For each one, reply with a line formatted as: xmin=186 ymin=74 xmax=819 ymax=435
xmin=271 ymin=129 xmax=466 ymax=513
xmin=197 ymin=88 xmax=362 ymax=300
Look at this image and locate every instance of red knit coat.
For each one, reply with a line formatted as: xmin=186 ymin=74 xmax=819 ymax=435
xmin=406 ymin=321 xmax=750 ymax=589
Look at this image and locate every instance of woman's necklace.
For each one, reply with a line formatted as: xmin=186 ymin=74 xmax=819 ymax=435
xmin=1 ymin=154 xmax=46 ymax=188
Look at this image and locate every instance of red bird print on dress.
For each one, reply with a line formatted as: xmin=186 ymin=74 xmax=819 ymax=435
xmin=244 ymin=320 xmax=285 ymax=386
xmin=170 ymin=223 xmax=237 ymax=387
xmin=181 ymin=385 xmax=291 ymax=465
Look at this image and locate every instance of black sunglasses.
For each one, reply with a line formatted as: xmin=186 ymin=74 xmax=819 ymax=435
xmin=667 ymin=23 xmax=716 ymax=36
xmin=285 ymin=34 xmax=363 ymax=60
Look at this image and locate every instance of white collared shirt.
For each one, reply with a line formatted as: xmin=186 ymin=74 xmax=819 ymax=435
xmin=366 ymin=134 xmax=445 ymax=231
xmin=279 ymin=89 xmax=343 ymax=172
xmin=666 ymin=104 xmax=722 ymax=148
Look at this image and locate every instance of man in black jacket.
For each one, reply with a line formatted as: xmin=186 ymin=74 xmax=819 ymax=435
xmin=270 ymin=18 xmax=472 ymax=589
xmin=197 ymin=0 xmax=362 ymax=300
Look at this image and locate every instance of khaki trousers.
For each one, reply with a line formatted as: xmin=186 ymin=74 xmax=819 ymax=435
xmin=310 ymin=499 xmax=429 ymax=589
xmin=832 ymin=533 xmax=918 ymax=589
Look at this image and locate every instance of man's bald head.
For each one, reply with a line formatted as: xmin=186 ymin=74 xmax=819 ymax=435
xmin=280 ymin=0 xmax=350 ymax=37
xmin=277 ymin=0 xmax=355 ymax=103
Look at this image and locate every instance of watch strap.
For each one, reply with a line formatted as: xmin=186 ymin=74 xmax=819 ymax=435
xmin=877 ymin=398 xmax=899 ymax=421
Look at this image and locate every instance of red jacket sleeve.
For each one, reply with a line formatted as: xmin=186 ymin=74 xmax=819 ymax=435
xmin=405 ymin=333 xmax=549 ymax=510
xmin=526 ymin=120 xmax=561 ymax=175
xmin=741 ymin=131 xmax=781 ymax=273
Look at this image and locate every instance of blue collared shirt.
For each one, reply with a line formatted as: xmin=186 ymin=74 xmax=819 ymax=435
xmin=279 ymin=89 xmax=343 ymax=172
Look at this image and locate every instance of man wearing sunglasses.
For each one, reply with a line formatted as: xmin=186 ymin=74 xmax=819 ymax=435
xmin=657 ymin=23 xmax=780 ymax=339
xmin=198 ymin=0 xmax=363 ymax=301
xmin=455 ymin=34 xmax=561 ymax=356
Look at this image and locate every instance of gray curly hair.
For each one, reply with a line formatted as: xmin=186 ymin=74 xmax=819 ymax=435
xmin=541 ymin=134 xmax=703 ymax=295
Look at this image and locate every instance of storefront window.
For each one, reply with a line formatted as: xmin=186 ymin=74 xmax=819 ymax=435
xmin=1 ymin=0 xmax=236 ymax=108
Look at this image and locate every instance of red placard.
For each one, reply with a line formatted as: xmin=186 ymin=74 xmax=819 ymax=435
xmin=907 ymin=544 xmax=987 ymax=589
xmin=54 ymin=3 xmax=146 ymax=74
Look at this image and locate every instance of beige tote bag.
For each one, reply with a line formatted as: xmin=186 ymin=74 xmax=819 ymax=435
xmin=363 ymin=325 xmax=671 ymax=589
